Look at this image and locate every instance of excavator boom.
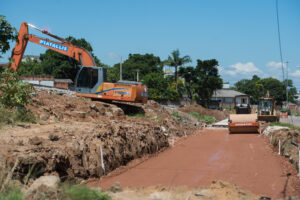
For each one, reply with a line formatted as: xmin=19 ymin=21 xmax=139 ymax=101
xmin=10 ymin=22 xmax=95 ymax=71
xmin=10 ymin=22 xmax=148 ymax=103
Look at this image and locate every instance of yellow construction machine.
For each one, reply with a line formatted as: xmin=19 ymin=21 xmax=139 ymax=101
xmin=228 ymin=91 xmax=279 ymax=133
xmin=257 ymin=92 xmax=279 ymax=122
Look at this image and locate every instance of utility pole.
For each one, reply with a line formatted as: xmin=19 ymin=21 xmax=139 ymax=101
xmin=136 ymin=69 xmax=140 ymax=82
xmin=120 ymin=56 xmax=122 ymax=81
xmin=285 ymin=61 xmax=289 ymax=108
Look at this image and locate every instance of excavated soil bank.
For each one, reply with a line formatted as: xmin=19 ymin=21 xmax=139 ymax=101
xmin=263 ymin=126 xmax=300 ymax=172
xmin=0 ymin=121 xmax=169 ymax=182
xmin=0 ymin=91 xmax=202 ymax=184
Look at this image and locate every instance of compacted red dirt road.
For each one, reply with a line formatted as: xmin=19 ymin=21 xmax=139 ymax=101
xmin=90 ymin=129 xmax=300 ymax=198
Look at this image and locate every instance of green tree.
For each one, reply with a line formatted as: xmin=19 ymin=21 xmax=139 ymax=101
xmin=0 ymin=15 xmax=18 ymax=57
xmin=108 ymin=53 xmax=162 ymax=82
xmin=284 ymin=79 xmax=297 ymax=103
xmin=164 ymin=49 xmax=191 ymax=90
xmin=18 ymin=57 xmax=43 ymax=76
xmin=179 ymin=59 xmax=222 ymax=107
xmin=142 ymin=72 xmax=179 ymax=101
xmin=178 ymin=66 xmax=197 ymax=99
xmin=235 ymin=75 xmax=262 ymax=104
xmin=235 ymin=75 xmax=296 ymax=105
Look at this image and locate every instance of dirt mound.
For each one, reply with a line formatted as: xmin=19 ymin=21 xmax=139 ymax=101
xmin=27 ymin=91 xmax=125 ymax=123
xmin=0 ymin=91 xmax=202 ymax=184
xmin=142 ymin=100 xmax=203 ymax=131
xmin=109 ymin=180 xmax=259 ymax=200
xmin=178 ymin=105 xmax=228 ymax=121
xmin=1 ymin=120 xmax=168 ymax=183
xmin=26 ymin=92 xmax=198 ymax=136
xmin=264 ymin=127 xmax=300 ymax=172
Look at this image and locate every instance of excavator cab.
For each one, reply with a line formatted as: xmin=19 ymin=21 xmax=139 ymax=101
xmin=75 ymin=66 xmax=148 ymax=103
xmin=75 ymin=66 xmax=106 ymax=94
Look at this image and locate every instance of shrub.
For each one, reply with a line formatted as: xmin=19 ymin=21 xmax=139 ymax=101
xmin=0 ymin=68 xmax=33 ymax=108
xmin=0 ymin=106 xmax=36 ymax=127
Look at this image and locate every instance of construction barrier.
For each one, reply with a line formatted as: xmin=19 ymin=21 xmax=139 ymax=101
xmin=280 ymin=112 xmax=283 ymax=118
xmin=284 ymin=112 xmax=288 ymax=118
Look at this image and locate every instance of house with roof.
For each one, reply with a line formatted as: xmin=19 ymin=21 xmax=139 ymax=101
xmin=211 ymin=88 xmax=250 ymax=109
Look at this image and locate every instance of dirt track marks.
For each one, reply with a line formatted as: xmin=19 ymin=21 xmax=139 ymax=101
xmin=90 ymin=129 xmax=300 ymax=198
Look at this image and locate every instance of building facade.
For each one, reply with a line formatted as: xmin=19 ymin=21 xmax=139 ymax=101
xmin=211 ymin=89 xmax=250 ymax=108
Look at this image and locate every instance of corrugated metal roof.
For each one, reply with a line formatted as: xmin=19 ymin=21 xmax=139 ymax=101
xmin=54 ymin=79 xmax=73 ymax=83
xmin=212 ymin=89 xmax=248 ymax=98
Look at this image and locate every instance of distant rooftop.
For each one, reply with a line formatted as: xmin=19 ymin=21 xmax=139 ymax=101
xmin=54 ymin=79 xmax=73 ymax=83
xmin=212 ymin=89 xmax=247 ymax=98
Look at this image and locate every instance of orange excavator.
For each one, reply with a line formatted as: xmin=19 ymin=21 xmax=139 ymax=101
xmin=10 ymin=22 xmax=148 ymax=103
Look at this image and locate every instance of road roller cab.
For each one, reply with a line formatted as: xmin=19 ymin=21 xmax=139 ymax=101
xmin=228 ymin=96 xmax=259 ymax=134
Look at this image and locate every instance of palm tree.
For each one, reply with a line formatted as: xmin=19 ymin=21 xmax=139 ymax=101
xmin=165 ymin=49 xmax=191 ymax=90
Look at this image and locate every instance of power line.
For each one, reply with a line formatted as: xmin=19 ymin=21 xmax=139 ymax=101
xmin=276 ymin=0 xmax=285 ymax=82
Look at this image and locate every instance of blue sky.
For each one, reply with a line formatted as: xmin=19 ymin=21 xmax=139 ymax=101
xmin=1 ymin=0 xmax=300 ymax=89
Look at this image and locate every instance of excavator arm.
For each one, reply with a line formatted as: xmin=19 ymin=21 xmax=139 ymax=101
xmin=9 ymin=21 xmax=148 ymax=104
xmin=10 ymin=22 xmax=95 ymax=71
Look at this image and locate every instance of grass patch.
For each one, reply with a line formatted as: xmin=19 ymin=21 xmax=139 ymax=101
xmin=269 ymin=122 xmax=300 ymax=131
xmin=0 ymin=164 xmax=23 ymax=200
xmin=0 ymin=106 xmax=36 ymax=128
xmin=294 ymin=112 xmax=300 ymax=117
xmin=172 ymin=111 xmax=183 ymax=122
xmin=154 ymin=116 xmax=162 ymax=121
xmin=0 ymin=187 xmax=22 ymax=200
xmin=126 ymin=113 xmax=149 ymax=118
xmin=61 ymin=185 xmax=110 ymax=200
xmin=0 ymin=188 xmax=22 ymax=200
xmin=188 ymin=112 xmax=216 ymax=124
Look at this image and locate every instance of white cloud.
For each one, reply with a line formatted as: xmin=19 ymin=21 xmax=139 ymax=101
xmin=107 ymin=52 xmax=119 ymax=59
xmin=223 ymin=62 xmax=262 ymax=76
xmin=266 ymin=61 xmax=286 ymax=69
xmin=290 ymin=70 xmax=300 ymax=78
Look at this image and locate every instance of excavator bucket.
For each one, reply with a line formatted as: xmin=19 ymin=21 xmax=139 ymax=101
xmin=228 ymin=114 xmax=259 ymax=133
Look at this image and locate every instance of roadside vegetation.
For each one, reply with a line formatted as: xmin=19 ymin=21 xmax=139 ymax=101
xmin=0 ymin=163 xmax=110 ymax=200
xmin=0 ymin=69 xmax=36 ymax=128
xmin=126 ymin=113 xmax=148 ymax=118
xmin=234 ymin=75 xmax=297 ymax=105
xmin=172 ymin=111 xmax=183 ymax=122
xmin=269 ymin=121 xmax=300 ymax=131
xmin=188 ymin=112 xmax=216 ymax=124
xmin=58 ymin=185 xmax=110 ymax=200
